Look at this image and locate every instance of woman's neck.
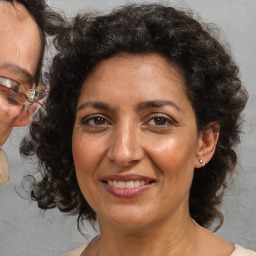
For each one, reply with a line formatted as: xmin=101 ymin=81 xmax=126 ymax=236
xmin=94 ymin=216 xmax=199 ymax=256
xmin=83 ymin=216 xmax=235 ymax=256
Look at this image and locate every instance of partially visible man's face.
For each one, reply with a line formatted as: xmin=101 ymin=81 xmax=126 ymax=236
xmin=0 ymin=1 xmax=41 ymax=146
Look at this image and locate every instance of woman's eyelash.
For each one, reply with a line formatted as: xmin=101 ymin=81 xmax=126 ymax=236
xmin=81 ymin=115 xmax=110 ymax=126
xmin=80 ymin=113 xmax=178 ymax=130
xmin=146 ymin=114 xmax=177 ymax=126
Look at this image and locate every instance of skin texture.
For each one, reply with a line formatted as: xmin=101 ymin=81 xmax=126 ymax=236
xmin=0 ymin=1 xmax=41 ymax=147
xmin=72 ymin=54 xmax=233 ymax=256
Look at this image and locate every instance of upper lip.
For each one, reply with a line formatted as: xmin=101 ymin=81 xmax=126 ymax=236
xmin=101 ymin=174 xmax=155 ymax=183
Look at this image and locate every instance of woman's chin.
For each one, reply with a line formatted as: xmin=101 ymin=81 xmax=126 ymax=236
xmin=98 ymin=206 xmax=159 ymax=232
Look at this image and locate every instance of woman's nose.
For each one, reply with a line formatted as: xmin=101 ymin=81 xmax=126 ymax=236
xmin=107 ymin=123 xmax=144 ymax=167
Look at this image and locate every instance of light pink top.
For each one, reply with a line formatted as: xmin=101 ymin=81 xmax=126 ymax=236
xmin=63 ymin=244 xmax=256 ymax=256
xmin=231 ymin=245 xmax=256 ymax=256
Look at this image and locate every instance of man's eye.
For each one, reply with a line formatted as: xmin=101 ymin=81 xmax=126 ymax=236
xmin=0 ymin=76 xmax=19 ymax=93
xmin=0 ymin=77 xmax=27 ymax=105
xmin=0 ymin=76 xmax=35 ymax=105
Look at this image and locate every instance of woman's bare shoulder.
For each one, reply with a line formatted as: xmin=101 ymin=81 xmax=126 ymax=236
xmin=195 ymin=223 xmax=234 ymax=256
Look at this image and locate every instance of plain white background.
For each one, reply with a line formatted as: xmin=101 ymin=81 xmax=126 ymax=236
xmin=0 ymin=0 xmax=255 ymax=255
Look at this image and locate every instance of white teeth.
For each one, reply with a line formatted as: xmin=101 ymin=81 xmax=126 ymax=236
xmin=134 ymin=180 xmax=141 ymax=187
xmin=107 ymin=180 xmax=148 ymax=188
xmin=118 ymin=181 xmax=126 ymax=188
xmin=126 ymin=181 xmax=134 ymax=188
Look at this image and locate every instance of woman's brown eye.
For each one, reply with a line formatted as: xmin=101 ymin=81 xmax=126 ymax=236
xmin=92 ymin=117 xmax=107 ymax=125
xmin=147 ymin=115 xmax=173 ymax=126
xmin=153 ymin=117 xmax=168 ymax=125
xmin=82 ymin=115 xmax=110 ymax=126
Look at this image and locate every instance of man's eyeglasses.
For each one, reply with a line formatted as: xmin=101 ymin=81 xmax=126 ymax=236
xmin=0 ymin=76 xmax=36 ymax=105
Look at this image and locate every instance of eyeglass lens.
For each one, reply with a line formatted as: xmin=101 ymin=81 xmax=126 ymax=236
xmin=0 ymin=76 xmax=35 ymax=105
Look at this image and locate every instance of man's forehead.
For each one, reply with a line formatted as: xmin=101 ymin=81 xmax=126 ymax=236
xmin=0 ymin=1 xmax=40 ymax=40
xmin=0 ymin=1 xmax=42 ymax=80
xmin=0 ymin=1 xmax=31 ymax=21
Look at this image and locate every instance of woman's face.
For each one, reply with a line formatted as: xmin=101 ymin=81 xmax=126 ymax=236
xmin=72 ymin=54 xmax=205 ymax=231
xmin=0 ymin=2 xmax=41 ymax=146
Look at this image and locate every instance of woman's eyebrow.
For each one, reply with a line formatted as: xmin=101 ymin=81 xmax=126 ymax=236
xmin=77 ymin=101 xmax=113 ymax=111
xmin=136 ymin=100 xmax=183 ymax=112
xmin=77 ymin=100 xmax=183 ymax=112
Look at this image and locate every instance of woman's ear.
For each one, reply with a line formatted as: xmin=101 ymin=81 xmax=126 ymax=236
xmin=194 ymin=122 xmax=220 ymax=168
xmin=13 ymin=103 xmax=38 ymax=127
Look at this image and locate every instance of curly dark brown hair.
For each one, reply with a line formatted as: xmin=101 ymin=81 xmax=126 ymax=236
xmin=20 ymin=3 xmax=248 ymax=230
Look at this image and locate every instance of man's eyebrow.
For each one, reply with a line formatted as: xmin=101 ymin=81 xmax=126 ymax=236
xmin=136 ymin=100 xmax=183 ymax=112
xmin=77 ymin=101 xmax=113 ymax=111
xmin=0 ymin=62 xmax=34 ymax=82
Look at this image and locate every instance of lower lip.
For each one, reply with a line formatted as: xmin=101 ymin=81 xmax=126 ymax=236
xmin=103 ymin=182 xmax=153 ymax=198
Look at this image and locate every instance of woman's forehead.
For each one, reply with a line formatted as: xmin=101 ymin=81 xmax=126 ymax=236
xmin=83 ymin=54 xmax=185 ymax=89
xmin=78 ymin=54 xmax=193 ymax=113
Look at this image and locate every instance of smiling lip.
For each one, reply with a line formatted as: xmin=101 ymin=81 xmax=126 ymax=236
xmin=101 ymin=174 xmax=155 ymax=198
